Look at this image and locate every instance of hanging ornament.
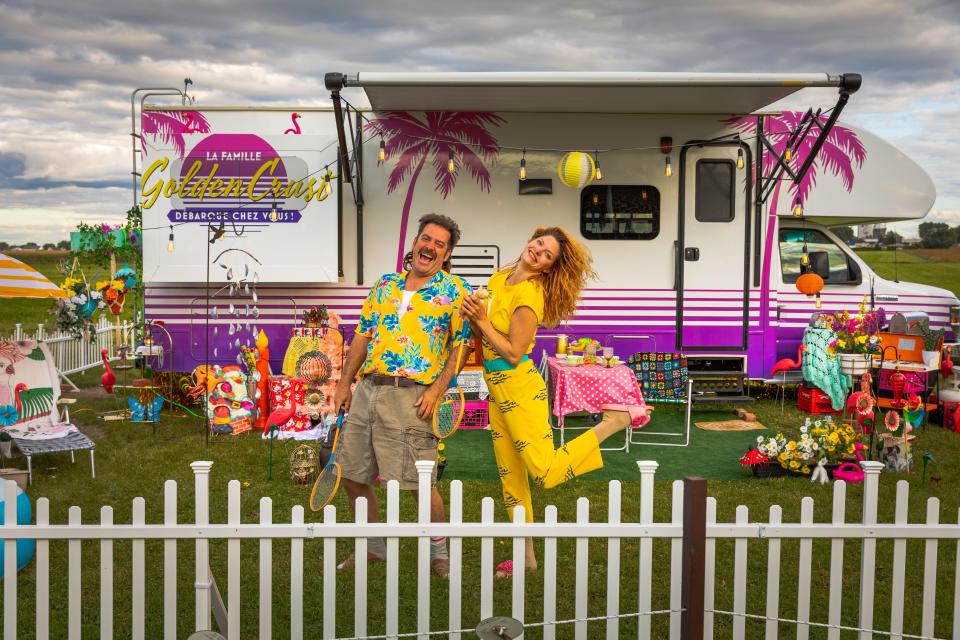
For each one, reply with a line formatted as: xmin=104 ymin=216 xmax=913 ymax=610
xmin=211 ymin=306 xmax=218 ymax=319
xmin=795 ymin=273 xmax=824 ymax=309
xmin=557 ymin=152 xmax=596 ymax=189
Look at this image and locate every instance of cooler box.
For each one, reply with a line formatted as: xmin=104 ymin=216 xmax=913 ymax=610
xmin=461 ymin=399 xmax=489 ymax=429
xmin=798 ymin=385 xmax=840 ymax=414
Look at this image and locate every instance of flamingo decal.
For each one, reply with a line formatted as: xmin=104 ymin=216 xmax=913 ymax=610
xmin=284 ymin=112 xmax=302 ymax=135
xmin=365 ymin=111 xmax=505 ymax=270
xmin=12 ymin=382 xmax=53 ymax=423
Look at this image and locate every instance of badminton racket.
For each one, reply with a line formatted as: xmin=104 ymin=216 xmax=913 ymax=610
xmin=309 ymin=410 xmax=345 ymax=512
xmin=432 ymin=294 xmax=479 ymax=440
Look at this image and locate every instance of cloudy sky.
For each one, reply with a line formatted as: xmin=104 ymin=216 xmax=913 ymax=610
xmin=1 ymin=0 xmax=958 ymax=244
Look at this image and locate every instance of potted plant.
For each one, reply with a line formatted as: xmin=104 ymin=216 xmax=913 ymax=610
xmin=747 ymin=418 xmax=862 ymax=478
xmin=917 ymin=319 xmax=944 ymax=368
xmin=0 ymin=431 xmax=13 ymax=459
xmin=302 ymin=305 xmax=329 ymax=329
xmin=822 ymin=307 xmax=885 ymax=376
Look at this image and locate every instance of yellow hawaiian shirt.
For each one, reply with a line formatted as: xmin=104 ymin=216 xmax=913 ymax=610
xmin=356 ymin=270 xmax=472 ymax=385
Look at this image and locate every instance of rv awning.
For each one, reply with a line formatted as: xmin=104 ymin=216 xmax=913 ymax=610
xmin=340 ymin=72 xmax=849 ymax=114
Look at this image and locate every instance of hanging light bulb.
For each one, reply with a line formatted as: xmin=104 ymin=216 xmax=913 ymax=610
xmin=594 ymin=151 xmax=602 ymax=181
xmin=793 ymin=197 xmax=803 ymax=217
xmin=665 ymin=156 xmax=672 ymax=178
xmin=270 ymin=203 xmax=279 ymax=222
xmin=815 ymin=293 xmax=822 ymax=309
xmin=447 ymin=150 xmax=455 ymax=173
xmin=801 ymin=252 xmax=810 ymax=267
xmin=592 ymin=193 xmax=599 ymax=206
xmin=166 ymin=226 xmax=175 ymax=253
xmin=519 ymin=149 xmax=527 ymax=181
xmin=641 ymin=189 xmax=648 ymax=201
xmin=737 ymin=148 xmax=745 ymax=170
xmin=378 ymin=137 xmax=386 ymax=162
xmin=785 ymin=148 xmax=793 ymax=162
xmin=322 ymin=167 xmax=332 ymax=197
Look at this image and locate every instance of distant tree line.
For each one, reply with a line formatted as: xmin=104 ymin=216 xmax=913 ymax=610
xmin=0 ymin=240 xmax=70 ymax=251
xmin=917 ymin=222 xmax=960 ymax=249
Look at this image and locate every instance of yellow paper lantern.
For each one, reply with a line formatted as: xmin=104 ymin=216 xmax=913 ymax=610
xmin=557 ymin=152 xmax=596 ymax=189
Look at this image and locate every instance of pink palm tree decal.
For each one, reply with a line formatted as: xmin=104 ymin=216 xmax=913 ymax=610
xmin=365 ymin=111 xmax=505 ymax=270
xmin=724 ymin=112 xmax=867 ymax=294
xmin=141 ymin=110 xmax=212 ymax=158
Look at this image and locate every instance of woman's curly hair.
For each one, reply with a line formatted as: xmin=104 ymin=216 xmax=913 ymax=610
xmin=505 ymin=227 xmax=596 ymax=327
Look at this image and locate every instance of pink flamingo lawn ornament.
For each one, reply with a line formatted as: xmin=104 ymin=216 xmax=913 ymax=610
xmin=770 ymin=345 xmax=804 ymax=412
xmin=940 ymin=345 xmax=954 ymax=379
xmin=284 ymin=112 xmax=302 ymax=134
xmin=833 ymin=442 xmax=866 ymax=483
xmin=100 ymin=349 xmax=116 ymax=394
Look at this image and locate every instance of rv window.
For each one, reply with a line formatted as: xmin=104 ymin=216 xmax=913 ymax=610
xmin=779 ymin=229 xmax=856 ymax=284
xmin=694 ymin=160 xmax=735 ymax=222
xmin=580 ymin=185 xmax=659 ymax=240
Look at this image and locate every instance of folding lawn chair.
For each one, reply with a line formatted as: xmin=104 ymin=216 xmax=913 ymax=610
xmin=0 ymin=341 xmax=95 ymax=484
xmin=626 ymin=352 xmax=692 ymax=447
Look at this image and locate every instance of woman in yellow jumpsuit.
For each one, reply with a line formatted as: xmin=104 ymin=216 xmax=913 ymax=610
xmin=461 ymin=226 xmax=652 ymax=577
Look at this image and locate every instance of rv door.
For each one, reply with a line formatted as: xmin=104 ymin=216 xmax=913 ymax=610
xmin=676 ymin=143 xmax=751 ymax=351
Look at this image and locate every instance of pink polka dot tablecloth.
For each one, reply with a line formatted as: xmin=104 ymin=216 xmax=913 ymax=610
xmin=547 ymin=357 xmax=646 ymax=418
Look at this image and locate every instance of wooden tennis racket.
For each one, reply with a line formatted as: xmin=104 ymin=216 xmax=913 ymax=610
xmin=432 ymin=313 xmax=469 ymax=440
xmin=309 ymin=411 xmax=345 ymax=512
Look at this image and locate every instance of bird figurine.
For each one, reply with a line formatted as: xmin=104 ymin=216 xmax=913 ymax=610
xmin=940 ymin=345 xmax=954 ymax=379
xmin=264 ymin=399 xmax=298 ymax=434
xmin=100 ymin=349 xmax=116 ymax=394
xmin=770 ymin=345 xmax=804 ymax=378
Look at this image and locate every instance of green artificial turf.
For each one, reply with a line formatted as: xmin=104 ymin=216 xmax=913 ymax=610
xmin=445 ymin=406 xmax=766 ymax=483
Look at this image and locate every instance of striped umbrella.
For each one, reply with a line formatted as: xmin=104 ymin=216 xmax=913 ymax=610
xmin=0 ymin=253 xmax=66 ymax=299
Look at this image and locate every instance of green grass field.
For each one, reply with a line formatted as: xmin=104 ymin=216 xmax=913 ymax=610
xmin=1 ymin=246 xmax=959 ymax=638
xmin=856 ymin=247 xmax=960 ymax=297
xmin=0 ymin=250 xmax=134 ymax=336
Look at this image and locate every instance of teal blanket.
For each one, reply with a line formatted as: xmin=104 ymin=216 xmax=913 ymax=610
xmin=801 ymin=327 xmax=849 ymax=410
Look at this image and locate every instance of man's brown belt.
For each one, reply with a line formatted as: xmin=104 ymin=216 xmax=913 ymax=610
xmin=365 ymin=374 xmax=420 ymax=388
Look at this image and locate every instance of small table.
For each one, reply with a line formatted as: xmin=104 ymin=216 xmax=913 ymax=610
xmin=543 ymin=356 xmax=647 ymax=452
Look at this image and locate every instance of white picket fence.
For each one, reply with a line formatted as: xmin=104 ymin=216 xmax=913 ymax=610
xmin=5 ymin=317 xmax=132 ymax=378
xmin=2 ymin=460 xmax=959 ymax=640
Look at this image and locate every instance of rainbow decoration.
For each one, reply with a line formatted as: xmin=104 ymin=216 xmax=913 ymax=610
xmin=557 ymin=152 xmax=596 ymax=189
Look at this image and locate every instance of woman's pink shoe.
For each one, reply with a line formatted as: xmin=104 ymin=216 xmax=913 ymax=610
xmin=495 ymin=559 xmax=537 ymax=579
xmin=600 ymin=403 xmax=652 ymax=428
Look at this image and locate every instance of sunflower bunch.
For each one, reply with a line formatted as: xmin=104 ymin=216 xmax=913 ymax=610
xmin=755 ymin=418 xmax=862 ymax=475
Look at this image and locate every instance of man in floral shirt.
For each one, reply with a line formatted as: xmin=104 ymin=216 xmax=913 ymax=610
xmin=332 ymin=213 xmax=472 ymax=576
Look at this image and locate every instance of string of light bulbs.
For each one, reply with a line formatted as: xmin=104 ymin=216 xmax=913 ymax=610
xmin=145 ymin=99 xmax=835 ymax=244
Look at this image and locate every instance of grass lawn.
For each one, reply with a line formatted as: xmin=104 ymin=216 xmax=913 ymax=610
xmin=2 ymin=366 xmax=958 ymax=639
xmin=855 ymin=247 xmax=960 ymax=297
xmin=0 ymin=250 xmax=134 ymax=337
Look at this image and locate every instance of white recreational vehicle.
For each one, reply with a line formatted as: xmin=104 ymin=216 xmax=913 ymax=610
xmin=140 ymin=72 xmax=958 ymax=379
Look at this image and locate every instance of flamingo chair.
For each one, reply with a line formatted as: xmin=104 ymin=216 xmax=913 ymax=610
xmin=0 ymin=341 xmax=95 ymax=484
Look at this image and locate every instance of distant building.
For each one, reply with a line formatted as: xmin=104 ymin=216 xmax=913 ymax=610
xmin=858 ymin=224 xmax=887 ymax=241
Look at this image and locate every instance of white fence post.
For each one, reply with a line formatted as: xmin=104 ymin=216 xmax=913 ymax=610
xmin=636 ymin=460 xmax=658 ymax=640
xmin=858 ymin=461 xmax=884 ymax=640
xmin=35 ymin=497 xmax=50 ymax=640
xmin=415 ymin=460 xmax=434 ymax=640
xmin=191 ymin=461 xmax=214 ymax=632
xmin=3 ymin=480 xmax=17 ymax=640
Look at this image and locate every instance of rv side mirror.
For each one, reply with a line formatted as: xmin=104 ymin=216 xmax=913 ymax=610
xmin=809 ymin=251 xmax=830 ymax=280
xmin=847 ymin=257 xmax=862 ymax=284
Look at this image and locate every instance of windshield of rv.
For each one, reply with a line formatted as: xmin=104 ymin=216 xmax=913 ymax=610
xmin=779 ymin=229 xmax=857 ymax=283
